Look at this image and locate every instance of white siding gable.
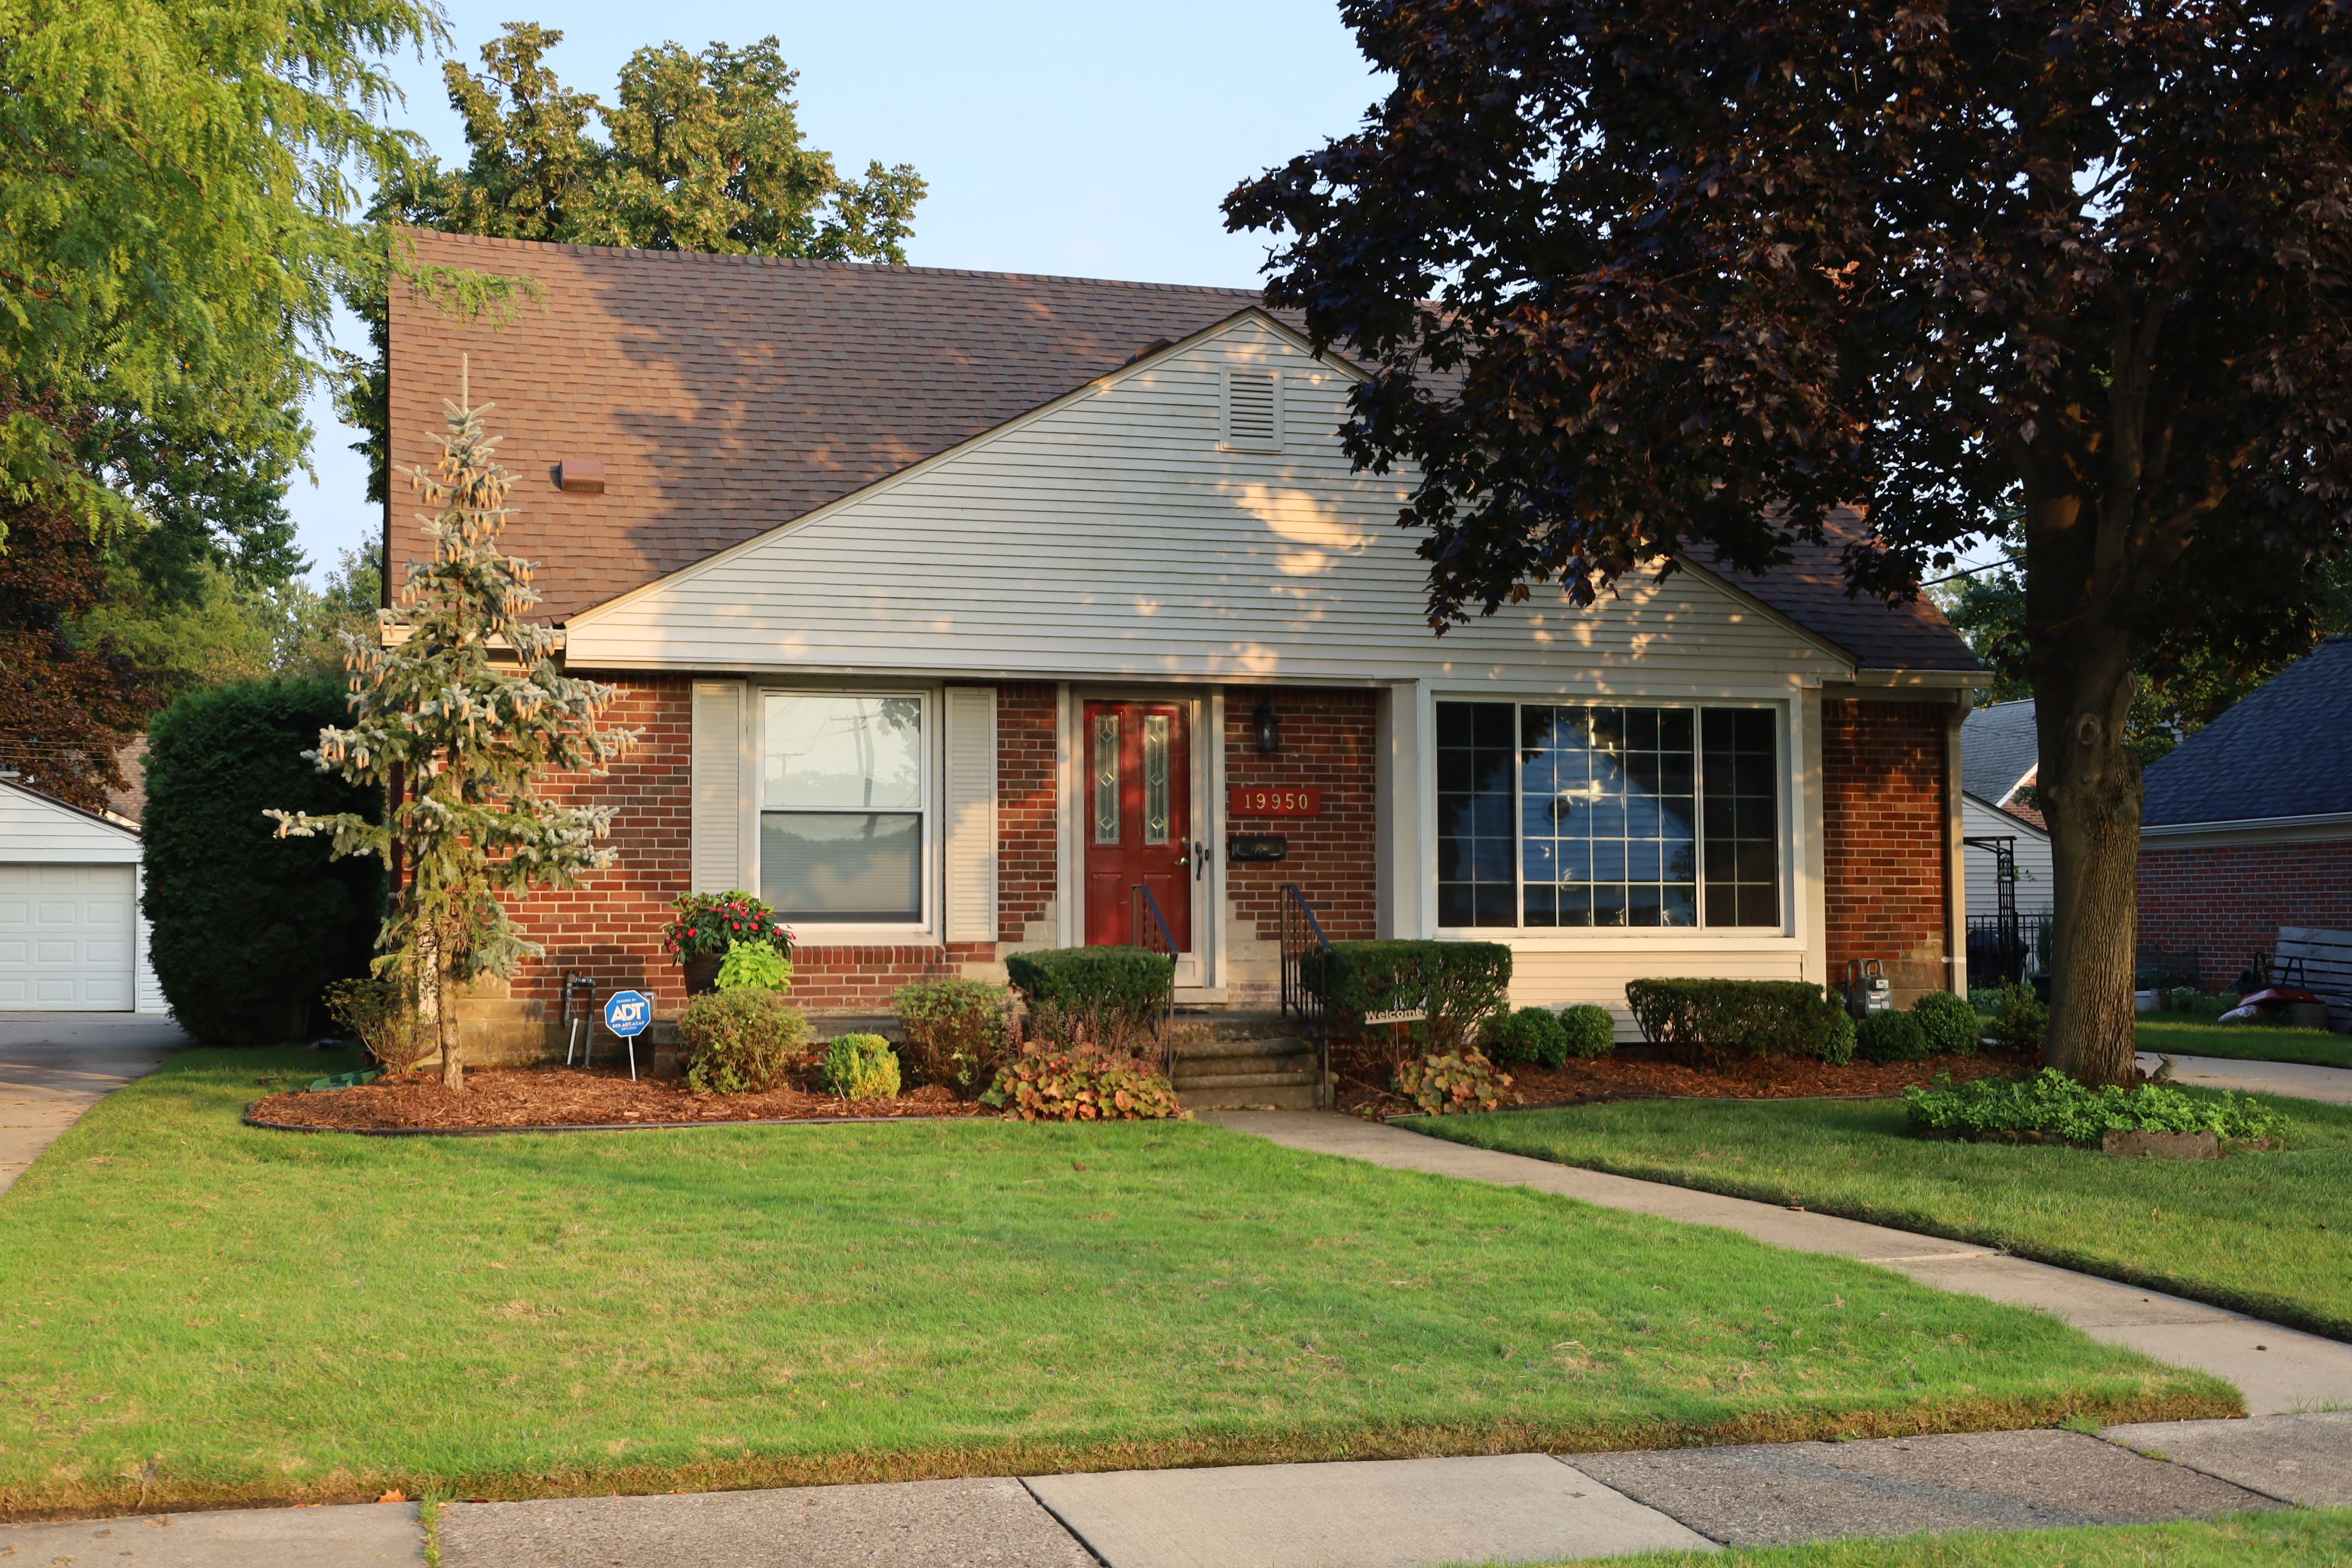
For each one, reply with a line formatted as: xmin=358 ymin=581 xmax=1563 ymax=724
xmin=1962 ymin=793 xmax=2053 ymax=918
xmin=566 ymin=315 xmax=1853 ymax=695
xmin=0 ymin=780 xmax=143 ymax=862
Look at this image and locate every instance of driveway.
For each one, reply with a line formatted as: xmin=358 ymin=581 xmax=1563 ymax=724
xmin=0 ymin=1012 xmax=184 ymax=1196
xmin=2138 ymin=1050 xmax=2352 ymax=1106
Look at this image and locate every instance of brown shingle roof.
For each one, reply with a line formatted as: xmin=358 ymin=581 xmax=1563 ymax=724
xmin=1688 ymin=519 xmax=1982 ymax=674
xmin=387 ymin=230 xmax=1979 ymax=673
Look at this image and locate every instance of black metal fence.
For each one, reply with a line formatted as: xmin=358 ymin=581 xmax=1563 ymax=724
xmin=1966 ymin=911 xmax=2052 ymax=989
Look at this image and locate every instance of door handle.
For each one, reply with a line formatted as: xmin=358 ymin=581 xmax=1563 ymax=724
xmin=1192 ymin=839 xmax=1208 ymax=879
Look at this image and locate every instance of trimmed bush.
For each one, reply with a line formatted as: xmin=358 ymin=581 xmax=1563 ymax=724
xmin=321 ymin=976 xmax=431 ymax=1074
xmin=1395 ymin=1049 xmax=1511 ymax=1115
xmin=1913 ymin=991 xmax=1980 ymax=1057
xmin=1906 ymin=1068 xmax=2288 ymax=1146
xmin=1005 ymin=947 xmax=1172 ymax=1049
xmin=715 ymin=939 xmax=792 ymax=994
xmin=1818 ymin=1009 xmax=1857 ymax=1067
xmin=1308 ymin=939 xmax=1513 ymax=1054
xmin=678 ymin=990 xmax=810 ymax=1094
xmin=893 ymin=978 xmax=1012 ymax=1093
xmin=1990 ymin=982 xmax=2049 ymax=1054
xmin=1560 ymin=1003 xmax=1616 ymax=1060
xmin=1622 ymin=978 xmax=1848 ymax=1064
xmin=1855 ymin=1009 xmax=1931 ymax=1064
xmin=986 ymin=1045 xmax=1185 ymax=1122
xmin=145 ymin=678 xmax=383 ymax=1044
xmin=823 ymin=1033 xmax=902 ymax=1100
xmin=1487 ymin=1006 xmax=1570 ymax=1067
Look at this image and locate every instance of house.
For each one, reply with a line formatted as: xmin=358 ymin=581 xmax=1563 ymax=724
xmin=2139 ymin=637 xmax=2352 ymax=995
xmin=385 ymin=231 xmax=1987 ymax=1053
xmin=0 ymin=776 xmax=169 ymax=1012
xmin=1957 ymin=700 xmax=2053 ymax=985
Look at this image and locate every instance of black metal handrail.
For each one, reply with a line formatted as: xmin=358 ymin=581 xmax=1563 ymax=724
xmin=1280 ymin=883 xmax=1333 ymax=1110
xmin=1131 ymin=883 xmax=1179 ymax=1073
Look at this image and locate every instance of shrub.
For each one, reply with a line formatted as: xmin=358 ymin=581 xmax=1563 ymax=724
xmin=893 ymin=978 xmax=1012 ymax=1092
xmin=985 ymin=1044 xmax=1186 ymax=1121
xmin=1005 ymin=947 xmax=1172 ymax=1051
xmin=321 ymin=977 xmax=433 ymax=1073
xmin=823 ymin=1033 xmax=902 ymax=1100
xmin=1307 ymin=939 xmax=1513 ymax=1055
xmin=1561 ymin=1003 xmax=1616 ymax=1059
xmin=1989 ymin=982 xmax=2049 ymax=1054
xmin=2164 ymin=985 xmax=2200 ymax=1013
xmin=1855 ymin=1009 xmax=1930 ymax=1064
xmin=663 ymin=890 xmax=791 ymax=963
xmin=1818 ymin=1009 xmax=1857 ymax=1067
xmin=715 ymin=939 xmax=792 ymax=994
xmin=1622 ymin=978 xmax=1848 ymax=1064
xmin=678 ymin=990 xmax=810 ymax=1095
xmin=1395 ymin=1049 xmax=1511 ymax=1116
xmin=1487 ymin=1006 xmax=1570 ymax=1067
xmin=1913 ymin=991 xmax=1980 ymax=1057
xmin=1906 ymin=1068 xmax=2288 ymax=1146
xmin=143 ymin=678 xmax=383 ymax=1044
xmin=1966 ymin=987 xmax=2004 ymax=1012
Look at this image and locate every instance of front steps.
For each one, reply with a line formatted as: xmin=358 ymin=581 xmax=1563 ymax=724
xmin=1170 ymin=1032 xmax=1323 ymax=1111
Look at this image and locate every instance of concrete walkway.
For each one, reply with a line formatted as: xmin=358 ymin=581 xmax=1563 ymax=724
xmin=2138 ymin=1049 xmax=2352 ymax=1106
xmin=1205 ymin=1110 xmax=2352 ymax=1416
xmin=5 ymin=1418 xmax=2344 ymax=1566
xmin=0 ymin=1012 xmax=182 ymax=1196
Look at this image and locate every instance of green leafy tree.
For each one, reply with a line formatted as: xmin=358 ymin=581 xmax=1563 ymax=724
xmin=1227 ymin=2 xmax=2352 ymax=1087
xmin=343 ymin=23 xmax=925 ymax=501
xmin=270 ymin=376 xmax=638 ymax=1089
xmin=0 ymin=0 xmax=438 ymax=543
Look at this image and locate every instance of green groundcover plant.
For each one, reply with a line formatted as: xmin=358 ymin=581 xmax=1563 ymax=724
xmin=1395 ymin=1049 xmax=1511 ymax=1115
xmin=1905 ymin=1069 xmax=2287 ymax=1147
xmin=985 ymin=1043 xmax=1184 ymax=1121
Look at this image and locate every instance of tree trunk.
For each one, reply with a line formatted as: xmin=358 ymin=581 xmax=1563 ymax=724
xmin=419 ymin=923 xmax=463 ymax=1092
xmin=2032 ymin=617 xmax=2144 ymax=1089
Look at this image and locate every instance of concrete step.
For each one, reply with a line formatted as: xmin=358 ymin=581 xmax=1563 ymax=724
xmin=1174 ymin=1059 xmax=1313 ymax=1087
xmin=1173 ymin=1067 xmax=1319 ymax=1092
xmin=1179 ymin=1080 xmax=1323 ymax=1111
xmin=1169 ymin=1009 xmax=1294 ymax=1043
xmin=1173 ymin=1036 xmax=1315 ymax=1061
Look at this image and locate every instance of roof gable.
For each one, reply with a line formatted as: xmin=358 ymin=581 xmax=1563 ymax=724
xmin=2143 ymin=639 xmax=2352 ymax=826
xmin=1962 ymin=699 xmax=2039 ymax=804
xmin=0 ymin=777 xmax=142 ymax=860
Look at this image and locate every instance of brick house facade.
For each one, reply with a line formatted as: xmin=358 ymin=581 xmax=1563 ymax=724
xmin=2139 ymin=841 xmax=2352 ymax=992
xmin=1821 ymin=698 xmax=1958 ymax=1000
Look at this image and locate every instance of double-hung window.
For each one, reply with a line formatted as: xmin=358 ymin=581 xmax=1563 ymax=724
xmin=761 ymin=693 xmax=927 ymax=925
xmin=1436 ymin=700 xmax=1783 ymax=931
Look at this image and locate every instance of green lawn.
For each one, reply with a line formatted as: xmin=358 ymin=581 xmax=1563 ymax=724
xmin=1535 ymin=1509 xmax=2352 ymax=1568
xmin=1413 ymin=1090 xmax=2352 ymax=1340
xmin=2137 ymin=1017 xmax=2352 ymax=1072
xmin=0 ymin=1049 xmax=2230 ymax=1518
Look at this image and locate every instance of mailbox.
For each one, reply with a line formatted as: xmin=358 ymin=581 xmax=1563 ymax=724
xmin=1227 ymin=834 xmax=1288 ymax=864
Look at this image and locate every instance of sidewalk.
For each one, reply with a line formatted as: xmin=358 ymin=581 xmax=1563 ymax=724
xmin=2137 ymin=1049 xmax=2352 ymax=1106
xmin=5 ymin=1416 xmax=2344 ymax=1566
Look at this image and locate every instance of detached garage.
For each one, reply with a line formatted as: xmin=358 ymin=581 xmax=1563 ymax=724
xmin=0 ymin=777 xmax=167 ymax=1013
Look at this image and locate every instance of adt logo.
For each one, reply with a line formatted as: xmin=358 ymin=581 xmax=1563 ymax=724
xmin=602 ymin=989 xmax=652 ymax=1037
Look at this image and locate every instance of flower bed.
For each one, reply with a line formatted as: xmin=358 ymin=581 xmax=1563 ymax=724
xmin=248 ymin=1065 xmax=988 ymax=1132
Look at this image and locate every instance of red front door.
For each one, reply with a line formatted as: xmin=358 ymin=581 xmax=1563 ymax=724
xmin=1083 ymin=700 xmax=1192 ymax=951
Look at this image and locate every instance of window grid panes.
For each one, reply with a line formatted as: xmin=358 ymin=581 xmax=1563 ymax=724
xmin=1143 ymin=714 xmax=1172 ymax=845
xmin=1092 ymin=712 xmax=1121 ymax=845
xmin=761 ymin=693 xmax=926 ymax=925
xmin=1437 ymin=700 xmax=1781 ymax=932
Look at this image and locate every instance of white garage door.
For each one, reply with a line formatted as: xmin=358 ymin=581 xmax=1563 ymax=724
xmin=0 ymin=863 xmax=136 ymax=1010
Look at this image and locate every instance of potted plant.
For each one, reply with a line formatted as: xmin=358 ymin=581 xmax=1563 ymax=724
xmin=663 ymin=890 xmax=793 ymax=996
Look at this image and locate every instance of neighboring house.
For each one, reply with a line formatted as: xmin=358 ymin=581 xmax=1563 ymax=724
xmin=1958 ymin=698 xmax=2053 ymax=919
xmin=0 ymin=776 xmax=168 ymax=1012
xmin=2139 ymin=637 xmax=2352 ymax=992
xmin=387 ymin=231 xmax=1986 ymax=1051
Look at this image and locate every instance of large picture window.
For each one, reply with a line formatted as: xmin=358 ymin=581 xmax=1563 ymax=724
xmin=1438 ymin=700 xmax=1782 ymax=931
xmin=762 ymin=693 xmax=926 ymax=924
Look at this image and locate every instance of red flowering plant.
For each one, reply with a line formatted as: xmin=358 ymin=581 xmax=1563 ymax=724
xmin=663 ymin=890 xmax=794 ymax=963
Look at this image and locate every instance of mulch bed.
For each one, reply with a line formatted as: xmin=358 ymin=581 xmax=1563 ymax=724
xmin=1331 ymin=1042 xmax=2033 ymax=1115
xmin=248 ymin=1065 xmax=991 ymax=1133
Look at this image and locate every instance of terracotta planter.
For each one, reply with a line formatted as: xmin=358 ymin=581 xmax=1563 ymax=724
xmin=682 ymin=954 xmax=724 ymax=997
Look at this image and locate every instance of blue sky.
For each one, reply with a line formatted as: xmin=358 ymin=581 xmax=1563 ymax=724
xmin=289 ymin=0 xmax=1384 ymax=579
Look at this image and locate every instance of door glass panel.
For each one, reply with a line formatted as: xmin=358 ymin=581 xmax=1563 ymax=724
xmin=1143 ymin=713 xmax=1171 ymax=844
xmin=1092 ymin=712 xmax=1121 ymax=844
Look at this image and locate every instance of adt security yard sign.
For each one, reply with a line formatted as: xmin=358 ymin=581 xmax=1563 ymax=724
xmin=603 ymin=990 xmax=652 ymax=1037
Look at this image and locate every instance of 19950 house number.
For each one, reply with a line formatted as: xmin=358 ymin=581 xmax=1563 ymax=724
xmin=1228 ymin=786 xmax=1321 ymax=817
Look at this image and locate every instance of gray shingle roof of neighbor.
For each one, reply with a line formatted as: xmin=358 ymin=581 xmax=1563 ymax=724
xmin=2142 ymin=638 xmax=2352 ymax=827
xmin=1962 ymin=699 xmax=2040 ymax=805
xmin=388 ymin=229 xmax=1979 ymax=672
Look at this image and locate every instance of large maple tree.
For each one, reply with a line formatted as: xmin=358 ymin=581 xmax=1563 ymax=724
xmin=1227 ymin=1 xmax=2352 ymax=1086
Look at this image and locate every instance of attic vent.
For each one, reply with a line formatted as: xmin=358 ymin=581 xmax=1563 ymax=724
xmin=1221 ymin=370 xmax=1282 ymax=452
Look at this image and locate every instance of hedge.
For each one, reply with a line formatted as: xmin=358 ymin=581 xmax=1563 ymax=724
xmin=142 ymin=678 xmax=382 ymax=1045
xmin=1004 ymin=947 xmax=1173 ymax=1037
xmin=1622 ymin=978 xmax=1848 ymax=1064
xmin=1307 ymin=939 xmax=1512 ymax=1050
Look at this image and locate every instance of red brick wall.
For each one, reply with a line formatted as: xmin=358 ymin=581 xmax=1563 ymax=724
xmin=1821 ymin=697 xmax=1954 ymax=1000
xmin=2138 ymin=839 xmax=2352 ymax=990
xmin=1223 ymin=688 xmax=1379 ymax=944
xmin=997 ymin=684 xmax=1058 ymax=947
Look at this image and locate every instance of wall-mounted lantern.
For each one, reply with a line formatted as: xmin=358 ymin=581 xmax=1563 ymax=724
xmin=1253 ymin=695 xmax=1281 ymax=755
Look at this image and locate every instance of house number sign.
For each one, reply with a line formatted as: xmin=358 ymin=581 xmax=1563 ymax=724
xmin=1228 ymin=786 xmax=1321 ymax=817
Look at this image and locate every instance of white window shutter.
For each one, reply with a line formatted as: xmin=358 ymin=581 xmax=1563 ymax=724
xmin=691 ymin=681 xmax=745 ymax=893
xmin=943 ymin=685 xmax=998 ymax=944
